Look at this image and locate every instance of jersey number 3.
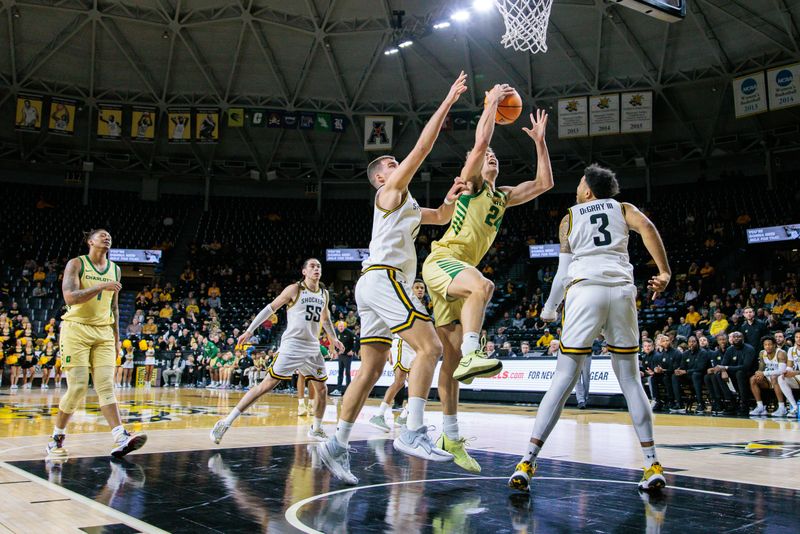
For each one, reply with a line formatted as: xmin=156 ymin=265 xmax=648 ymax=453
xmin=305 ymin=305 xmax=321 ymax=322
xmin=589 ymin=213 xmax=612 ymax=246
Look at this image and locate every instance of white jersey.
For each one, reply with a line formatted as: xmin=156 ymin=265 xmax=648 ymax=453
xmin=788 ymin=346 xmax=800 ymax=371
xmin=567 ymin=198 xmax=634 ymax=285
xmin=362 ymin=188 xmax=421 ymax=281
xmin=107 ymin=121 xmax=121 ymax=136
xmin=22 ymin=107 xmax=38 ymax=126
xmin=172 ymin=123 xmax=185 ymax=139
xmin=761 ymin=350 xmax=782 ymax=375
xmin=282 ymin=283 xmax=329 ymax=347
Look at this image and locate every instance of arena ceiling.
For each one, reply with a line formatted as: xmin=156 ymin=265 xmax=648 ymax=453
xmin=0 ymin=0 xmax=799 ymax=182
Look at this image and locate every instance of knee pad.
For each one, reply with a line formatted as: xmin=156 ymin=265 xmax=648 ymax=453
xmin=92 ymin=366 xmax=117 ymax=407
xmin=59 ymin=367 xmax=90 ymax=413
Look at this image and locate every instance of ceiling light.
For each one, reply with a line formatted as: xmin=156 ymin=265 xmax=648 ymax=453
xmin=433 ymin=21 xmax=451 ymax=29
xmin=473 ymin=0 xmax=494 ymax=11
xmin=384 ymin=47 xmax=399 ymax=55
xmin=12 ymin=7 xmax=21 ymax=18
xmin=450 ymin=10 xmax=471 ymax=22
xmin=162 ymin=30 xmax=169 ymax=39
xmin=398 ymin=40 xmax=413 ymax=48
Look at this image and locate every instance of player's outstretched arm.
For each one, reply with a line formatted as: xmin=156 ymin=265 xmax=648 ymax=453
xmin=503 ymin=110 xmax=554 ymax=207
xmin=384 ymin=72 xmax=467 ymax=193
xmin=62 ymin=258 xmax=120 ymax=305
xmin=622 ymin=202 xmax=671 ymax=295
xmin=237 ymin=284 xmax=299 ymax=345
xmin=540 ymin=214 xmax=573 ymax=322
xmin=459 ymin=84 xmax=515 ymax=190
xmin=420 ymin=177 xmax=468 ymax=225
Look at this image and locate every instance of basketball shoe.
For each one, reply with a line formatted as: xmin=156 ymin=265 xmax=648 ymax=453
xmin=369 ymin=414 xmax=391 ymax=433
xmin=393 ymin=425 xmax=453 ymax=462
xmin=111 ymin=431 xmax=147 ymax=459
xmin=453 ymin=349 xmax=503 ymax=384
xmin=436 ymin=434 xmax=480 ymax=473
xmin=638 ymin=462 xmax=666 ymax=492
xmin=508 ymin=460 xmax=536 ymax=492
xmin=46 ymin=433 xmax=68 ymax=459
xmin=210 ymin=420 xmax=230 ymax=444
xmin=318 ymin=437 xmax=358 ymax=485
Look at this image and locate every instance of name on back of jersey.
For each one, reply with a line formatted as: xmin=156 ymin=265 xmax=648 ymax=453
xmin=578 ymin=201 xmax=615 ymax=216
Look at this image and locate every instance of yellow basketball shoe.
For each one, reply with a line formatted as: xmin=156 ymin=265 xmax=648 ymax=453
xmin=452 ymin=349 xmax=503 ymax=384
xmin=436 ymin=434 xmax=481 ymax=473
xmin=508 ymin=460 xmax=536 ymax=492
xmin=638 ymin=462 xmax=666 ymax=492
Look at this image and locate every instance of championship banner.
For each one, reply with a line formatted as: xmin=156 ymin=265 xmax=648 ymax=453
xmin=267 ymin=111 xmax=282 ymax=128
xmin=97 ymin=104 xmax=123 ymax=140
xmin=227 ymin=107 xmax=245 ymax=127
xmin=733 ymin=72 xmax=768 ymax=118
xmin=557 ymin=97 xmax=588 ymax=138
xmin=332 ymin=115 xmax=347 ymax=133
xmin=15 ymin=94 xmax=44 ymax=132
xmin=620 ymin=91 xmax=653 ymax=133
xmin=168 ymin=108 xmax=191 ymax=143
xmin=48 ymin=98 xmax=77 ymax=135
xmin=324 ymin=358 xmax=624 ymax=395
xmin=249 ymin=109 xmax=267 ymax=128
xmin=767 ymin=63 xmax=800 ymax=111
xmin=282 ymin=112 xmax=298 ymax=129
xmin=131 ymin=107 xmax=155 ymax=142
xmin=364 ymin=116 xmax=393 ymax=150
xmin=589 ymin=94 xmax=620 ymax=136
xmin=195 ymin=108 xmax=219 ymax=144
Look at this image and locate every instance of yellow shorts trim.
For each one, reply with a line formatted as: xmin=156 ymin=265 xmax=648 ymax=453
xmin=267 ymin=366 xmax=293 ymax=381
xmin=386 ymin=269 xmax=432 ymax=333
xmin=393 ymin=360 xmax=410 ymax=373
xmin=607 ymin=344 xmax=639 ymax=354
xmin=305 ymin=374 xmax=328 ymax=383
xmin=361 ymin=336 xmax=392 ymax=346
xmin=559 ymin=341 xmax=592 ymax=355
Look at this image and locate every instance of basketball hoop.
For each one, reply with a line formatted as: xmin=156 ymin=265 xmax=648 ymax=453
xmin=494 ymin=0 xmax=553 ymax=54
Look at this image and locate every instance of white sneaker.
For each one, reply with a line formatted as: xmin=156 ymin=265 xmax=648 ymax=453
xmin=369 ymin=414 xmax=391 ymax=433
xmin=210 ymin=419 xmax=230 ymax=444
xmin=307 ymin=426 xmax=328 ymax=442
xmin=318 ymin=437 xmax=358 ymax=485
xmin=298 ymin=404 xmax=308 ymax=417
xmin=749 ymin=405 xmax=767 ymax=416
xmin=330 ymin=389 xmax=342 ymax=397
xmin=55 ymin=382 xmax=62 ymax=388
xmin=771 ymin=405 xmax=788 ymax=417
xmin=25 ymin=383 xmax=32 ymax=390
xmin=788 ymin=407 xmax=798 ymax=417
xmin=110 ymin=431 xmax=147 ymax=459
xmin=393 ymin=426 xmax=453 ymax=462
xmin=10 ymin=384 xmax=18 ymax=390
xmin=46 ymin=434 xmax=68 ymax=458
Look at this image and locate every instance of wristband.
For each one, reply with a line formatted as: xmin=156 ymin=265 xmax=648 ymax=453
xmin=444 ymin=197 xmax=454 ymax=206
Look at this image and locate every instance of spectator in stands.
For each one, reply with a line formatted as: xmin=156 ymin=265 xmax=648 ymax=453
xmin=709 ymin=311 xmax=729 ymax=336
xmin=512 ymin=312 xmax=525 ymax=329
xmin=208 ymin=282 xmax=221 ymax=298
xmin=142 ymin=317 xmax=158 ymax=336
xmin=713 ymin=331 xmax=757 ymax=415
xmin=493 ymin=327 xmax=508 ymax=347
xmin=684 ymin=285 xmax=699 ymax=305
xmin=498 ymin=312 xmax=512 ymax=328
xmin=31 ymin=282 xmax=47 ymax=298
xmin=546 ymin=339 xmax=559 ymax=356
xmin=536 ymin=328 xmax=554 ymax=348
xmin=639 ymin=338 xmax=656 ymax=399
xmin=159 ymin=303 xmax=174 ymax=322
xmin=162 ymin=351 xmax=185 ymax=387
xmin=126 ymin=317 xmax=142 ymax=337
xmin=236 ymin=350 xmax=254 ymax=389
xmin=520 ymin=342 xmax=536 ymax=358
xmin=775 ymin=331 xmax=789 ymax=353
xmin=685 ymin=305 xmax=700 ymax=327
xmin=485 ymin=341 xmax=499 ymax=360
xmin=207 ymin=294 xmax=221 ymax=310
xmin=649 ymin=335 xmax=678 ymax=411
xmin=739 ymin=306 xmax=766 ymax=349
xmin=700 ymin=261 xmax=715 ymax=282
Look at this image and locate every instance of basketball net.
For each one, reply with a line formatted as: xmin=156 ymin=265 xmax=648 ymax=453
xmin=494 ymin=0 xmax=553 ymax=54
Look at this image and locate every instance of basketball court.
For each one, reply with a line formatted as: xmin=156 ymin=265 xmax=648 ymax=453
xmin=1 ymin=389 xmax=797 ymax=532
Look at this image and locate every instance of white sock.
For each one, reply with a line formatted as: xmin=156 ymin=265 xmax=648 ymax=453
xmin=461 ymin=332 xmax=480 ymax=356
xmin=407 ymin=397 xmax=426 ymax=430
xmin=111 ymin=425 xmax=126 ymax=441
xmin=224 ymin=408 xmax=241 ymax=425
xmin=400 ymin=407 xmax=409 ymax=418
xmin=53 ymin=427 xmax=65 ymax=437
xmin=313 ymin=417 xmax=322 ymax=431
xmin=379 ymin=402 xmax=391 ymax=415
xmin=756 ymin=401 xmax=764 ymax=409
xmin=443 ymin=414 xmax=459 ymax=440
xmin=335 ymin=420 xmax=354 ymax=446
xmin=522 ymin=440 xmax=541 ymax=463
xmin=642 ymin=445 xmax=659 ymax=465
xmin=298 ymin=398 xmax=306 ymax=407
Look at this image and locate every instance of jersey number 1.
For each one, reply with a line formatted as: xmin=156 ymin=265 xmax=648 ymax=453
xmin=590 ymin=213 xmax=612 ymax=246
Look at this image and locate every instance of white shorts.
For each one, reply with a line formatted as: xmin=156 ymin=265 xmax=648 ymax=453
xmin=269 ymin=341 xmax=327 ymax=382
xmin=355 ymin=267 xmax=431 ymax=348
xmin=144 ymin=357 xmax=156 ymax=366
xmin=560 ymin=281 xmax=639 ymax=357
xmin=390 ymin=337 xmax=416 ymax=372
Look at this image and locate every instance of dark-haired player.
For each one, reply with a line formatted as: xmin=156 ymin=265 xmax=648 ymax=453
xmin=211 ymin=258 xmax=344 ymax=444
xmin=47 ymin=229 xmax=147 ymax=459
xmin=509 ymin=164 xmax=671 ymax=493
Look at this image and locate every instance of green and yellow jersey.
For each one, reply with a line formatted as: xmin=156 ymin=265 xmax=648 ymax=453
xmin=61 ymin=255 xmax=119 ymax=326
xmin=430 ymin=181 xmax=508 ymax=266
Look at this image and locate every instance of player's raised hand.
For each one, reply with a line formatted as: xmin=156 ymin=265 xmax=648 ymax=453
xmin=445 ymin=176 xmax=468 ymax=204
xmin=522 ymin=109 xmax=548 ymax=143
xmin=647 ymin=272 xmax=671 ymax=299
xmin=484 ymin=84 xmax=514 ymax=106
xmin=236 ymin=331 xmax=252 ymax=347
xmin=445 ymin=71 xmax=468 ymax=104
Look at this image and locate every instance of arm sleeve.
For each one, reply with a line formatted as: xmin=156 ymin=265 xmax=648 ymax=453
xmin=245 ymin=304 xmax=275 ymax=334
xmin=542 ymin=253 xmax=573 ymax=317
xmin=764 ymin=362 xmax=787 ymax=377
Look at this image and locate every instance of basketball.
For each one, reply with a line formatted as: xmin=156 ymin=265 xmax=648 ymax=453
xmin=486 ymin=88 xmax=523 ymax=125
